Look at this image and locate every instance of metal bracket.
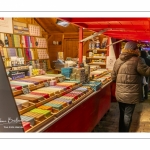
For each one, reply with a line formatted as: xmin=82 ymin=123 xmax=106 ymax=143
xmin=80 ymin=28 xmax=111 ymax=43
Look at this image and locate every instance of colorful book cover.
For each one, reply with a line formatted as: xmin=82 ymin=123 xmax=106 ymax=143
xmin=26 ymin=36 xmax=30 ymax=48
xmin=11 ymin=34 xmax=15 ymax=47
xmin=25 ymin=36 xmax=28 ymax=48
xmin=28 ymin=49 xmax=32 ymax=60
xmin=29 ymin=36 xmax=32 ymax=48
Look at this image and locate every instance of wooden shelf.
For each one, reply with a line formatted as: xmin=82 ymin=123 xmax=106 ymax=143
xmin=25 ymin=59 xmax=49 ymax=61
xmin=13 ymin=33 xmax=30 ymax=36
xmin=88 ymin=63 xmax=106 ymax=65
xmin=87 ymin=57 xmax=106 ymax=59
xmin=4 ymin=47 xmax=22 ymax=48
xmin=23 ymin=47 xmax=47 ymax=49
xmin=4 ymin=47 xmax=47 ymax=49
xmin=88 ymin=49 xmax=107 ymax=52
xmin=9 ymin=69 xmax=29 ymax=72
xmin=5 ymin=66 xmax=12 ymax=69
xmin=25 ymin=60 xmax=37 ymax=61
xmin=23 ymin=47 xmax=37 ymax=49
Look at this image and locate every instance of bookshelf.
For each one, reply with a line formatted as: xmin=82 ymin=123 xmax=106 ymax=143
xmin=0 ymin=20 xmax=50 ymax=70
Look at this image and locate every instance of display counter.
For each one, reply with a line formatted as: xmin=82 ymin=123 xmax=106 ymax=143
xmin=8 ymin=69 xmax=112 ymax=132
xmin=37 ymin=81 xmax=112 ymax=132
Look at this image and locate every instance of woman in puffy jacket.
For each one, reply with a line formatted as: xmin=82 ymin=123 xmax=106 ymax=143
xmin=111 ymin=41 xmax=150 ymax=132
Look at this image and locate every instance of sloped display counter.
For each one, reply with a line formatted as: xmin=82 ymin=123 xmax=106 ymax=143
xmin=37 ymin=81 xmax=112 ymax=132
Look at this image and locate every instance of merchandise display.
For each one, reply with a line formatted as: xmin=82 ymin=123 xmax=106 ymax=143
xmin=87 ymin=37 xmax=108 ymax=68
xmin=9 ymin=74 xmax=94 ymax=132
xmin=90 ymin=69 xmax=111 ymax=85
xmin=37 ymin=49 xmax=49 ymax=59
xmin=7 ymin=66 xmax=112 ymax=132
xmin=70 ymin=67 xmax=85 ymax=83
xmin=28 ymin=24 xmax=41 ymax=37
xmin=0 ymin=20 xmax=50 ymax=72
xmin=61 ymin=67 xmax=73 ymax=78
xmin=13 ymin=21 xmax=29 ymax=35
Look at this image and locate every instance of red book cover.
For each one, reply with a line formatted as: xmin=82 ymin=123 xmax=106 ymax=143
xmin=24 ymin=36 xmax=28 ymax=48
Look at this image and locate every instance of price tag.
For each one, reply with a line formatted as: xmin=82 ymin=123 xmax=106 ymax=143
xmin=93 ymin=49 xmax=97 ymax=53
xmin=44 ymin=81 xmax=50 ymax=87
xmin=22 ymin=87 xmax=30 ymax=94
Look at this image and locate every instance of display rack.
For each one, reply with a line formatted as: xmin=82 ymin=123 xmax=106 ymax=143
xmin=86 ymin=36 xmax=108 ymax=68
xmin=87 ymin=48 xmax=107 ymax=68
xmin=0 ymin=20 xmax=50 ymax=70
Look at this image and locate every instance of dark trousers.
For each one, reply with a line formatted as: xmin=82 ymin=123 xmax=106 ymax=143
xmin=118 ymin=102 xmax=135 ymax=132
xmin=144 ymin=84 xmax=148 ymax=99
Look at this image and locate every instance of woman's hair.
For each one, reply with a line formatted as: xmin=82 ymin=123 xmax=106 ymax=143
xmin=141 ymin=50 xmax=148 ymax=58
xmin=0 ymin=40 xmax=4 ymax=47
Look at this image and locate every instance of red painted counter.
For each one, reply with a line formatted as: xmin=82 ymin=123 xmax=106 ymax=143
xmin=38 ymin=81 xmax=112 ymax=132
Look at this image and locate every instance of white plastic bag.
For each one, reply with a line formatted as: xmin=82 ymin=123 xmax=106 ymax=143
xmin=143 ymin=76 xmax=148 ymax=86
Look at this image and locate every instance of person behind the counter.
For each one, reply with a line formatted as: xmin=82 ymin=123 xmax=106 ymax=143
xmin=111 ymin=41 xmax=150 ymax=132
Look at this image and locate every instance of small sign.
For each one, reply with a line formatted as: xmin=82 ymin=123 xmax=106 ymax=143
xmin=44 ymin=81 xmax=50 ymax=87
xmin=93 ymin=49 xmax=97 ymax=53
xmin=106 ymin=56 xmax=116 ymax=70
xmin=22 ymin=87 xmax=30 ymax=94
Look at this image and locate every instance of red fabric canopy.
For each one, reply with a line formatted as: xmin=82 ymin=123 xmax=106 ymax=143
xmin=60 ymin=18 xmax=150 ymax=41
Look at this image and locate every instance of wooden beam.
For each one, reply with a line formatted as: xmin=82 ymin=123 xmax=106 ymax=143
xmin=49 ymin=32 xmax=93 ymax=35
xmin=48 ymin=35 xmax=52 ymax=40
xmin=80 ymin=29 xmax=110 ymax=42
xmin=49 ymin=18 xmax=64 ymax=33
xmin=42 ymin=31 xmax=49 ymax=35
xmin=72 ymin=23 xmax=88 ymax=28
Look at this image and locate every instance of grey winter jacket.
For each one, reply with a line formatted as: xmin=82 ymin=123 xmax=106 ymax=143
xmin=111 ymin=52 xmax=150 ymax=104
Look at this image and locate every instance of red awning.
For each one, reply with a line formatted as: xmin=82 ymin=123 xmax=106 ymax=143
xmin=60 ymin=18 xmax=150 ymax=41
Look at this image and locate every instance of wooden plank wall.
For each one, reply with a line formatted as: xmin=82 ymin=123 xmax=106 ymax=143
xmin=48 ymin=33 xmax=107 ymax=68
xmin=48 ymin=34 xmax=62 ymax=68
xmin=48 ymin=33 xmax=92 ymax=68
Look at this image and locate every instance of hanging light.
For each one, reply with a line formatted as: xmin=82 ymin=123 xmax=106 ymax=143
xmin=56 ymin=19 xmax=70 ymax=27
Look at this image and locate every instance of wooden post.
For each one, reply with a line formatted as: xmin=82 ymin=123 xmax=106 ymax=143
xmin=79 ymin=27 xmax=83 ymax=67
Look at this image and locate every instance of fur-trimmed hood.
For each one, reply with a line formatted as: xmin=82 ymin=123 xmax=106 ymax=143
xmin=119 ymin=49 xmax=140 ymax=61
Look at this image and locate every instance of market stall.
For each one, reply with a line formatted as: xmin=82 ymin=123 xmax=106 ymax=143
xmin=0 ymin=17 xmax=122 ymax=132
